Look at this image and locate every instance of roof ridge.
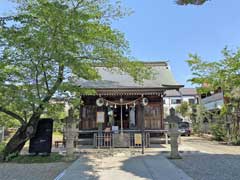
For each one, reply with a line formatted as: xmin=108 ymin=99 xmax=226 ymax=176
xmin=142 ymin=61 xmax=168 ymax=66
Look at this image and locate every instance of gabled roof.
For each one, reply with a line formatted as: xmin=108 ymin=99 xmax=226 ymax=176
xmin=165 ymin=88 xmax=197 ymax=97
xmin=179 ymin=88 xmax=197 ymax=96
xmin=75 ymin=61 xmax=183 ymax=91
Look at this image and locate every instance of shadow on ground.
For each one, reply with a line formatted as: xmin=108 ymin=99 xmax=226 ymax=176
xmin=170 ymin=153 xmax=240 ymax=180
xmin=120 ymin=152 xmax=192 ymax=180
xmin=119 ymin=151 xmax=240 ymax=180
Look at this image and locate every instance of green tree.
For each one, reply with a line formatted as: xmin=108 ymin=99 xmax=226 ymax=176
xmin=0 ymin=114 xmax=21 ymax=128
xmin=0 ymin=0 xmax=151 ymax=160
xmin=187 ymin=48 xmax=240 ymax=143
xmin=176 ymin=101 xmax=190 ymax=118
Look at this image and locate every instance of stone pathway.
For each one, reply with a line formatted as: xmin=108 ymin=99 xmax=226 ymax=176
xmin=57 ymin=152 xmax=192 ymax=180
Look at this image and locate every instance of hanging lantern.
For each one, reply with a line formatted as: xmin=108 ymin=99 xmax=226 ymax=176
xmin=106 ymin=101 xmax=109 ymax=106
xmin=114 ymin=104 xmax=117 ymax=108
xmin=126 ymin=104 xmax=128 ymax=109
xmin=133 ymin=102 xmax=136 ymax=107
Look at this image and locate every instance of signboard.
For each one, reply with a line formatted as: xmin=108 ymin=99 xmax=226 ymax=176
xmin=134 ymin=133 xmax=142 ymax=145
xmin=112 ymin=126 xmax=119 ymax=133
xmin=96 ymin=111 xmax=105 ymax=123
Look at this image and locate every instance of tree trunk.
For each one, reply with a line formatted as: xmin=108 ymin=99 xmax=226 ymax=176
xmin=1 ymin=115 xmax=41 ymax=161
xmin=0 ymin=65 xmax=64 ymax=161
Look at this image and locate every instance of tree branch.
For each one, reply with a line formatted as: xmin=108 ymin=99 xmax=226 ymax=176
xmin=34 ymin=63 xmax=41 ymax=99
xmin=27 ymin=64 xmax=65 ymax=124
xmin=0 ymin=106 xmax=26 ymax=125
xmin=42 ymin=64 xmax=50 ymax=93
xmin=42 ymin=64 xmax=64 ymax=103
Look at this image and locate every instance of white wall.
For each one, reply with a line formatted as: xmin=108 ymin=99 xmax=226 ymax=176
xmin=163 ymin=95 xmax=197 ymax=119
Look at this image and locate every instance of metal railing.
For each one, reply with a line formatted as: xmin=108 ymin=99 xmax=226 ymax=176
xmin=72 ymin=129 xmax=169 ymax=148
xmin=94 ymin=133 xmax=113 ymax=148
xmin=93 ymin=131 xmax=151 ymax=148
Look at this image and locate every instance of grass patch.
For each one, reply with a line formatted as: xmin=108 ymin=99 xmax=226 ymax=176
xmin=8 ymin=153 xmax=76 ymax=164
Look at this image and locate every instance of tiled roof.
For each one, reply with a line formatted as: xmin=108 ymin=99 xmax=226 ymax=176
xmin=165 ymin=88 xmax=197 ymax=97
xmin=180 ymin=88 xmax=197 ymax=96
xmin=201 ymin=92 xmax=224 ymax=104
xmin=74 ymin=61 xmax=183 ymax=90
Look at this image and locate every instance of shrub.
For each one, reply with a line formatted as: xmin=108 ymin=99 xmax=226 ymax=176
xmin=192 ymin=122 xmax=201 ymax=134
xmin=232 ymin=139 xmax=240 ymax=145
xmin=0 ymin=142 xmax=5 ymax=153
xmin=210 ymin=123 xmax=226 ymax=141
xmin=0 ymin=142 xmax=6 ymax=161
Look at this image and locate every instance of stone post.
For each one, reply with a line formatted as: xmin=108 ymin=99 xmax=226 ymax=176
xmin=65 ymin=108 xmax=77 ymax=156
xmin=166 ymin=108 xmax=181 ymax=159
xmin=0 ymin=126 xmax=4 ymax=142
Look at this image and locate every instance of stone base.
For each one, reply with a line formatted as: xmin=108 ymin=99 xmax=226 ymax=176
xmin=113 ymin=133 xmax=130 ymax=147
xmin=168 ymin=154 xmax=182 ymax=159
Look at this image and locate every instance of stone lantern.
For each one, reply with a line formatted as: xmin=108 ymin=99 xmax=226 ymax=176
xmin=166 ymin=108 xmax=182 ymax=159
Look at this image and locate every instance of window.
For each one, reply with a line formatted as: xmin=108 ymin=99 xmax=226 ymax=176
xmin=188 ymin=99 xmax=195 ymax=104
xmin=163 ymin=99 xmax=166 ymax=104
xmin=171 ymin=99 xmax=181 ymax=104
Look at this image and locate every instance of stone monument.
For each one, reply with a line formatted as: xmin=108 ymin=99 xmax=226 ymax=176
xmin=166 ymin=107 xmax=181 ymax=159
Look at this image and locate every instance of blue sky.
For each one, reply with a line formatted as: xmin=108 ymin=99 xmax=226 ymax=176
xmin=1 ymin=1 xmax=240 ymax=87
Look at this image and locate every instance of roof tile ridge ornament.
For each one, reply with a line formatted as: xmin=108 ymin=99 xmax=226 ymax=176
xmin=94 ymin=61 xmax=169 ymax=67
xmin=142 ymin=61 xmax=169 ymax=67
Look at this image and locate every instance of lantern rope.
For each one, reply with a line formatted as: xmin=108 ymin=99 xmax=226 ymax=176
xmin=102 ymin=96 xmax=143 ymax=106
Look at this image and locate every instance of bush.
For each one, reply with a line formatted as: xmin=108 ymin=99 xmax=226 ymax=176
xmin=192 ymin=122 xmax=201 ymax=134
xmin=0 ymin=142 xmax=5 ymax=153
xmin=232 ymin=139 xmax=240 ymax=145
xmin=210 ymin=123 xmax=226 ymax=141
xmin=0 ymin=142 xmax=6 ymax=161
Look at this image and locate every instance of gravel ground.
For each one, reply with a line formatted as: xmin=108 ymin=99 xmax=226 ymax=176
xmin=0 ymin=162 xmax=70 ymax=180
xmin=171 ymin=153 xmax=240 ymax=180
xmin=170 ymin=136 xmax=240 ymax=180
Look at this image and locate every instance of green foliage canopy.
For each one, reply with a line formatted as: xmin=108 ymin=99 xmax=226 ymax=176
xmin=176 ymin=101 xmax=190 ymax=118
xmin=0 ymin=0 xmax=151 ymax=125
xmin=187 ymin=48 xmax=240 ymax=99
xmin=187 ymin=48 xmax=240 ymax=142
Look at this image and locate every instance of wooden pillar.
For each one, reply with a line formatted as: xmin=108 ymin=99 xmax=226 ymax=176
xmin=141 ymin=104 xmax=145 ymax=154
xmin=160 ymin=94 xmax=164 ymax=129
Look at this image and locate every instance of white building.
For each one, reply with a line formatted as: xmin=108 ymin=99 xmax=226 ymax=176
xmin=163 ymin=88 xmax=198 ymax=120
xmin=201 ymin=91 xmax=224 ymax=111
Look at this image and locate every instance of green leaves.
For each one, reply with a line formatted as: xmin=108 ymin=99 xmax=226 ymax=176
xmin=176 ymin=101 xmax=190 ymax=117
xmin=187 ymin=47 xmax=240 ymax=100
xmin=0 ymin=0 xmax=151 ymax=124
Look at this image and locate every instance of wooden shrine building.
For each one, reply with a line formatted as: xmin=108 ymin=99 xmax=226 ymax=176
xmin=76 ymin=61 xmax=183 ymax=147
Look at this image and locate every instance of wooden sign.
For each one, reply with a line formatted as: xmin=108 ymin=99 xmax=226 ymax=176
xmin=134 ymin=133 xmax=142 ymax=145
xmin=96 ymin=111 xmax=105 ymax=123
